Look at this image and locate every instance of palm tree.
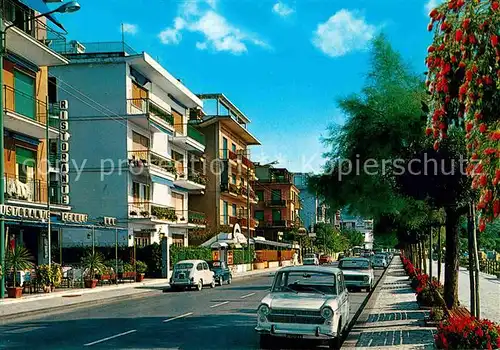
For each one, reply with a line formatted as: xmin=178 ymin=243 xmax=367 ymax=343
xmin=4 ymin=246 xmax=34 ymax=288
xmin=81 ymin=252 xmax=106 ymax=281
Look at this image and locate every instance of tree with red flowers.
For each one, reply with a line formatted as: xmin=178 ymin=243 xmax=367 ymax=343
xmin=425 ymin=0 xmax=500 ymax=230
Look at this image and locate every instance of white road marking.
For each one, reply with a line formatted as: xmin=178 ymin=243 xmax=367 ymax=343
xmin=162 ymin=312 xmax=193 ymax=323
xmin=210 ymin=301 xmax=230 ymax=308
xmin=84 ymin=330 xmax=136 ymax=346
xmin=240 ymin=292 xmax=256 ymax=299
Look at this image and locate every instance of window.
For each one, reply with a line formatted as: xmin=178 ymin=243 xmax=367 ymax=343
xmin=231 ymin=174 xmax=237 ymax=184
xmin=272 ymin=209 xmax=281 ymax=221
xmin=232 ymin=204 xmax=237 ymax=217
xmin=14 ymin=70 xmax=35 ymax=119
xmin=131 ymin=82 xmax=148 ymax=109
xmin=132 ymin=131 xmax=149 ymax=150
xmin=271 ymin=189 xmax=281 ymax=201
xmin=337 ymin=274 xmax=344 ymax=293
xmin=255 ymin=210 xmax=264 ymax=221
xmin=223 ymin=201 xmax=229 ymax=224
xmin=256 ymin=190 xmax=264 ymax=202
xmin=197 ymin=263 xmax=203 ymax=271
xmin=203 ymin=262 xmax=209 ymax=270
xmin=222 ymin=137 xmax=228 ymax=158
xmin=132 ymin=182 xmax=150 ymax=201
xmin=15 ymin=147 xmax=36 ymax=184
xmin=172 ymin=192 xmax=184 ymax=211
xmin=231 ymin=143 xmax=237 ymax=153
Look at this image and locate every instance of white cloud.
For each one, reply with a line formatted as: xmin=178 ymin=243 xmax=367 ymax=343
xmin=158 ymin=0 xmax=269 ymax=54
xmin=424 ymin=0 xmax=443 ymax=15
xmin=312 ymin=9 xmax=376 ymax=58
xmin=272 ymin=2 xmax=295 ymax=17
xmin=121 ymin=23 xmax=138 ymax=35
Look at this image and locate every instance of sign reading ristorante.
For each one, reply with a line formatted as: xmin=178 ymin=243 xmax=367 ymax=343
xmin=0 ymin=205 xmax=49 ymax=220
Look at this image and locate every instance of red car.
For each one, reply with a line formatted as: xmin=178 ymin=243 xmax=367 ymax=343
xmin=319 ymin=254 xmax=333 ymax=264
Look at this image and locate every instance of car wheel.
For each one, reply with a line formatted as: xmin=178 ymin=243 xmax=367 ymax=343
xmin=217 ymin=278 xmax=222 ymax=286
xmin=210 ymin=279 xmax=215 ymax=288
xmin=196 ymin=280 xmax=203 ymax=291
xmin=329 ymin=322 xmax=342 ymax=349
xmin=171 ymin=285 xmax=178 ymax=292
xmin=227 ymin=275 xmax=232 ymax=285
xmin=259 ymin=334 xmax=274 ymax=349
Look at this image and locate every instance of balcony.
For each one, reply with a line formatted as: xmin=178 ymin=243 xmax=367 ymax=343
xmin=127 ymin=98 xmax=175 ymax=133
xmin=128 ymin=201 xmax=177 ymax=222
xmin=3 ymin=85 xmax=59 ymax=139
xmin=223 ymin=215 xmax=258 ymax=229
xmin=170 ymin=210 xmax=207 ymax=228
xmin=266 ymin=199 xmax=287 ymax=207
xmin=174 ymin=169 xmax=206 ymax=191
xmin=170 ymin=124 xmax=205 ymax=154
xmin=221 ymin=183 xmax=239 ymax=197
xmin=3 ymin=0 xmax=68 ymax=67
xmin=128 ymin=150 xmax=177 ymax=180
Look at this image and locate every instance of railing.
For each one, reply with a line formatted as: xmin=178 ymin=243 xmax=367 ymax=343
xmin=128 ymin=150 xmax=178 ymax=176
xmin=4 ymin=174 xmax=47 ymax=204
xmin=3 ymin=85 xmax=48 ymax=125
xmin=188 ymin=210 xmax=206 ymax=225
xmin=187 ymin=125 xmax=206 ymax=145
xmin=241 ymin=155 xmax=254 ymax=169
xmin=187 ymin=169 xmax=207 ymax=186
xmin=4 ymin=0 xmax=67 ymax=51
xmin=266 ymin=199 xmax=286 ymax=207
xmin=128 ymin=201 xmax=177 ymax=221
xmin=127 ymin=98 xmax=174 ymax=126
xmin=51 ymin=41 xmax=137 ymax=56
xmin=479 ymin=259 xmax=500 ymax=275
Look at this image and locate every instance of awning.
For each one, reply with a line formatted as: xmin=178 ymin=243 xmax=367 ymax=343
xmin=18 ymin=0 xmax=66 ymax=32
xmin=151 ymin=175 xmax=174 ymax=187
xmin=252 ymin=237 xmax=291 ymax=248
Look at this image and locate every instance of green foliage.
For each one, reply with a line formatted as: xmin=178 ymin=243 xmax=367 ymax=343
xmin=232 ymin=248 xmax=255 ymax=265
xmin=136 ymin=243 xmax=161 ymax=277
xmin=123 ymin=263 xmax=134 ymax=272
xmin=135 ymin=260 xmax=147 ymax=274
xmin=373 ymin=232 xmax=398 ymax=249
xmin=170 ymin=246 xmax=212 ymax=265
xmin=4 ymin=246 xmax=34 ymax=287
xmin=479 ymin=219 xmax=500 ymax=251
xmin=315 ymin=223 xmax=350 ymax=252
xmin=343 ymin=229 xmax=365 ymax=248
xmin=81 ymin=252 xmax=106 ymax=280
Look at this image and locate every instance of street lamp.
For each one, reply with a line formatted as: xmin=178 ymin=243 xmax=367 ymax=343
xmin=0 ymin=1 xmax=81 ymax=299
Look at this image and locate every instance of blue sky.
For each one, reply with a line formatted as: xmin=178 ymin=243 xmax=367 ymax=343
xmin=56 ymin=0 xmax=438 ymax=173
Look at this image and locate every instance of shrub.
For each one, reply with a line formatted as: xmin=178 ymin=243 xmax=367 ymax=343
xmin=435 ymin=316 xmax=500 ymax=349
xmin=136 ymin=261 xmax=147 ymax=274
xmin=415 ymin=273 xmax=444 ymax=307
xmin=170 ymin=246 xmax=212 ymax=265
xmin=430 ymin=307 xmax=445 ymax=322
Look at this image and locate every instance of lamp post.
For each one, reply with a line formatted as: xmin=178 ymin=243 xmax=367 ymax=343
xmin=0 ymin=1 xmax=80 ymax=298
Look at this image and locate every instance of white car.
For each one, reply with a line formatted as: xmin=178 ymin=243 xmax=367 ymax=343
xmin=170 ymin=260 xmax=215 ymax=291
xmin=372 ymin=254 xmax=388 ymax=268
xmin=303 ymin=253 xmax=319 ymax=265
xmin=255 ymin=266 xmax=350 ymax=349
xmin=338 ymin=257 xmax=374 ymax=292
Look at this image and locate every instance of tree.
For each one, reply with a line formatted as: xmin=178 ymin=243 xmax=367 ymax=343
xmin=343 ymin=229 xmax=365 ymax=248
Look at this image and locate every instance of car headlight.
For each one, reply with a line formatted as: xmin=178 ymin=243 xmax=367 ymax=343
xmin=364 ymin=276 xmax=369 ymax=282
xmin=258 ymin=304 xmax=270 ymax=316
xmin=321 ymin=306 xmax=334 ymax=319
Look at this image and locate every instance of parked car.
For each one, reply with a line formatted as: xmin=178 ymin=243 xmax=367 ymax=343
xmin=319 ymin=254 xmax=333 ymax=264
xmin=371 ymin=254 xmax=388 ymax=269
xmin=170 ymin=260 xmax=215 ymax=291
xmin=338 ymin=257 xmax=374 ymax=292
xmin=303 ymin=253 xmax=319 ymax=265
xmin=337 ymin=253 xmax=345 ymax=261
xmin=208 ymin=260 xmax=232 ymax=285
xmin=255 ymin=265 xmax=350 ymax=349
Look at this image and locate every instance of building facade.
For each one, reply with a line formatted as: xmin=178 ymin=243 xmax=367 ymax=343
xmin=0 ymin=0 xmax=79 ymax=265
xmin=253 ymin=166 xmax=301 ymax=241
xmin=338 ymin=209 xmax=374 ymax=250
xmin=189 ymin=94 xmax=260 ymax=243
xmin=50 ymin=41 xmax=207 ymax=249
xmin=293 ymin=172 xmax=331 ymax=232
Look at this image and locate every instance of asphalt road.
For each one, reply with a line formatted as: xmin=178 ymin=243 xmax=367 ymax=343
xmin=0 ymin=267 xmax=384 ymax=350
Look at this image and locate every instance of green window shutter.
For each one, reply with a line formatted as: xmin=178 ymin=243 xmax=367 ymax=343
xmin=14 ymin=70 xmax=36 ymax=120
xmin=16 ymin=147 xmax=36 ymax=167
xmin=272 ymin=209 xmax=281 ymax=221
xmin=255 ymin=211 xmax=264 ymax=221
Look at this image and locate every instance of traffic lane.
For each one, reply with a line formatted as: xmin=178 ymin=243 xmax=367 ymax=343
xmin=347 ymin=267 xmax=384 ymax=321
xmin=0 ymin=274 xmax=275 ymax=350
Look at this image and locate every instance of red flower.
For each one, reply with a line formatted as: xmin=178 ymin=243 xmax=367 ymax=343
xmin=484 ymin=190 xmax=493 ymax=203
xmin=475 ymin=111 xmax=482 ymax=120
xmin=425 ymin=128 xmax=433 ymax=136
xmin=493 ymin=200 xmax=499 ymax=217
xmin=491 ymin=34 xmax=499 ymax=47
xmin=441 ymin=22 xmax=450 ymax=31
xmin=490 ymin=131 xmax=500 ymax=141
xmin=459 ymin=61 xmax=466 ymax=68
xmin=480 ymin=174 xmax=488 ymax=186
xmin=455 ymin=29 xmax=463 ymax=42
xmin=484 ymin=148 xmax=496 ymax=155
xmin=434 ymin=140 xmax=440 ymax=151
xmin=479 ymin=123 xmax=487 ymax=133
xmin=479 ymin=219 xmax=486 ymax=232
xmin=428 ymin=45 xmax=436 ymax=53
xmin=483 ymin=75 xmax=493 ymax=85
xmin=462 ymin=18 xmax=471 ymax=29
xmin=469 ymin=34 xmax=477 ymax=44
xmin=466 ymin=70 xmax=473 ymax=81
xmin=451 ymin=55 xmax=457 ymax=63
xmin=466 ymin=122 xmax=473 ymax=132
xmin=429 ymin=8 xmax=439 ymax=18
xmin=428 ymin=23 xmax=434 ymax=31
xmin=493 ymin=1 xmax=499 ymax=11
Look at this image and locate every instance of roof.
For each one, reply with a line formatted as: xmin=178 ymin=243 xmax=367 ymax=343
xmin=197 ymin=115 xmax=261 ymax=145
xmin=278 ymin=265 xmax=342 ymax=274
xmin=175 ymin=259 xmax=207 ymax=264
xmin=340 ymin=257 xmax=370 ymax=262
xmin=197 ymin=93 xmax=251 ymax=123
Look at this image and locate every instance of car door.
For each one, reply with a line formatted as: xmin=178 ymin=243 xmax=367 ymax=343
xmin=195 ymin=262 xmax=204 ymax=282
xmin=203 ymin=262 xmax=212 ymax=283
xmin=337 ymin=273 xmax=349 ymax=326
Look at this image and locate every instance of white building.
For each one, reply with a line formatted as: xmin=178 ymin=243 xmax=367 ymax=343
xmin=50 ymin=41 xmax=207 ymax=249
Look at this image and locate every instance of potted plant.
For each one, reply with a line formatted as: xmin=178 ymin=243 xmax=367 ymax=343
xmin=36 ymin=264 xmax=53 ymax=293
xmin=81 ymin=252 xmax=105 ymax=288
xmin=135 ymin=261 xmax=147 ymax=282
xmin=51 ymin=264 xmax=63 ymax=292
xmin=4 ymin=246 xmax=34 ymax=298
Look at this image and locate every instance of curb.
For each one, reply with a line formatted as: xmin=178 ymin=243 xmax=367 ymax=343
xmin=341 ymin=257 xmax=394 ymax=349
xmin=0 ymin=290 xmax=157 ymax=323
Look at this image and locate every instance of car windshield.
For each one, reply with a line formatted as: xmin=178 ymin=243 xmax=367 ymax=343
xmin=209 ymin=261 xmax=222 ymax=269
xmin=174 ymin=263 xmax=193 ymax=270
xmin=304 ymin=254 xmax=316 ymax=259
xmin=272 ymin=270 xmax=336 ymax=295
xmin=339 ymin=259 xmax=370 ymax=270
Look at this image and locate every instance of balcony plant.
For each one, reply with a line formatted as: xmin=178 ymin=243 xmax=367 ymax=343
xmin=4 ymin=246 xmax=34 ymax=298
xmin=140 ymin=210 xmax=149 ymax=217
xmin=152 ymin=206 xmax=177 ymax=221
xmin=135 ymin=260 xmax=147 ymax=282
xmin=81 ymin=252 xmax=106 ymax=288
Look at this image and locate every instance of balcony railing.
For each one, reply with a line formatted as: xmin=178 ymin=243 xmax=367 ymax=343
xmin=266 ymin=199 xmax=286 ymax=207
xmin=4 ymin=174 xmax=47 ymax=204
xmin=3 ymin=85 xmax=49 ymax=125
xmin=188 ymin=210 xmax=206 ymax=225
xmin=128 ymin=150 xmax=178 ymax=176
xmin=52 ymin=41 xmax=137 ymax=56
xmin=127 ymin=98 xmax=174 ymax=126
xmin=4 ymin=0 xmax=67 ymax=51
xmin=241 ymin=155 xmax=254 ymax=169
xmin=187 ymin=125 xmax=206 ymax=145
xmin=128 ymin=201 xmax=177 ymax=221
xmin=187 ymin=169 xmax=207 ymax=186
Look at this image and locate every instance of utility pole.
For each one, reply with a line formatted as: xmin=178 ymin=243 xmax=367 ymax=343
xmin=46 ymin=97 xmax=51 ymax=267
xmin=0 ymin=10 xmax=6 ymax=299
xmin=246 ymin=163 xmax=251 ymax=270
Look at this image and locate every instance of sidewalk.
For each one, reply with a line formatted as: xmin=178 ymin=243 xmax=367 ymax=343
xmin=0 ymin=265 xmax=281 ymax=320
xmin=343 ymin=256 xmax=436 ymax=349
xmin=426 ymin=261 xmax=500 ymax=323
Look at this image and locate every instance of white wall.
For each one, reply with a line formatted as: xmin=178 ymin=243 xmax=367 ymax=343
xmin=151 ymin=182 xmax=172 ymax=207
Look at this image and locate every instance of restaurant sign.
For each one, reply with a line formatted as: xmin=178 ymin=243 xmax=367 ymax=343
xmin=61 ymin=212 xmax=88 ymax=223
xmin=0 ymin=205 xmax=49 ymax=220
xmin=59 ymin=100 xmax=70 ymax=205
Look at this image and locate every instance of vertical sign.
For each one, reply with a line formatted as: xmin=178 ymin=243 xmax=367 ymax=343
xmin=227 ymin=250 xmax=234 ymax=265
xmin=59 ymin=100 xmax=70 ymax=205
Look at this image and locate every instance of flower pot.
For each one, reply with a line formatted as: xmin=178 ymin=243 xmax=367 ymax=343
xmin=84 ymin=279 xmax=98 ymax=289
xmin=7 ymin=287 xmax=23 ymax=298
xmin=43 ymin=285 xmax=51 ymax=293
xmin=136 ymin=273 xmax=145 ymax=282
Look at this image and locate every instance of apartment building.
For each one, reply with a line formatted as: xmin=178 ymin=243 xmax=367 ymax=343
xmin=189 ymin=94 xmax=260 ymax=243
xmin=0 ymin=0 xmax=84 ymax=265
xmin=49 ymin=40 xmax=207 ymax=249
xmin=338 ymin=209 xmax=374 ymax=250
xmin=253 ymin=166 xmax=301 ymax=242
xmin=293 ymin=172 xmax=332 ymax=232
